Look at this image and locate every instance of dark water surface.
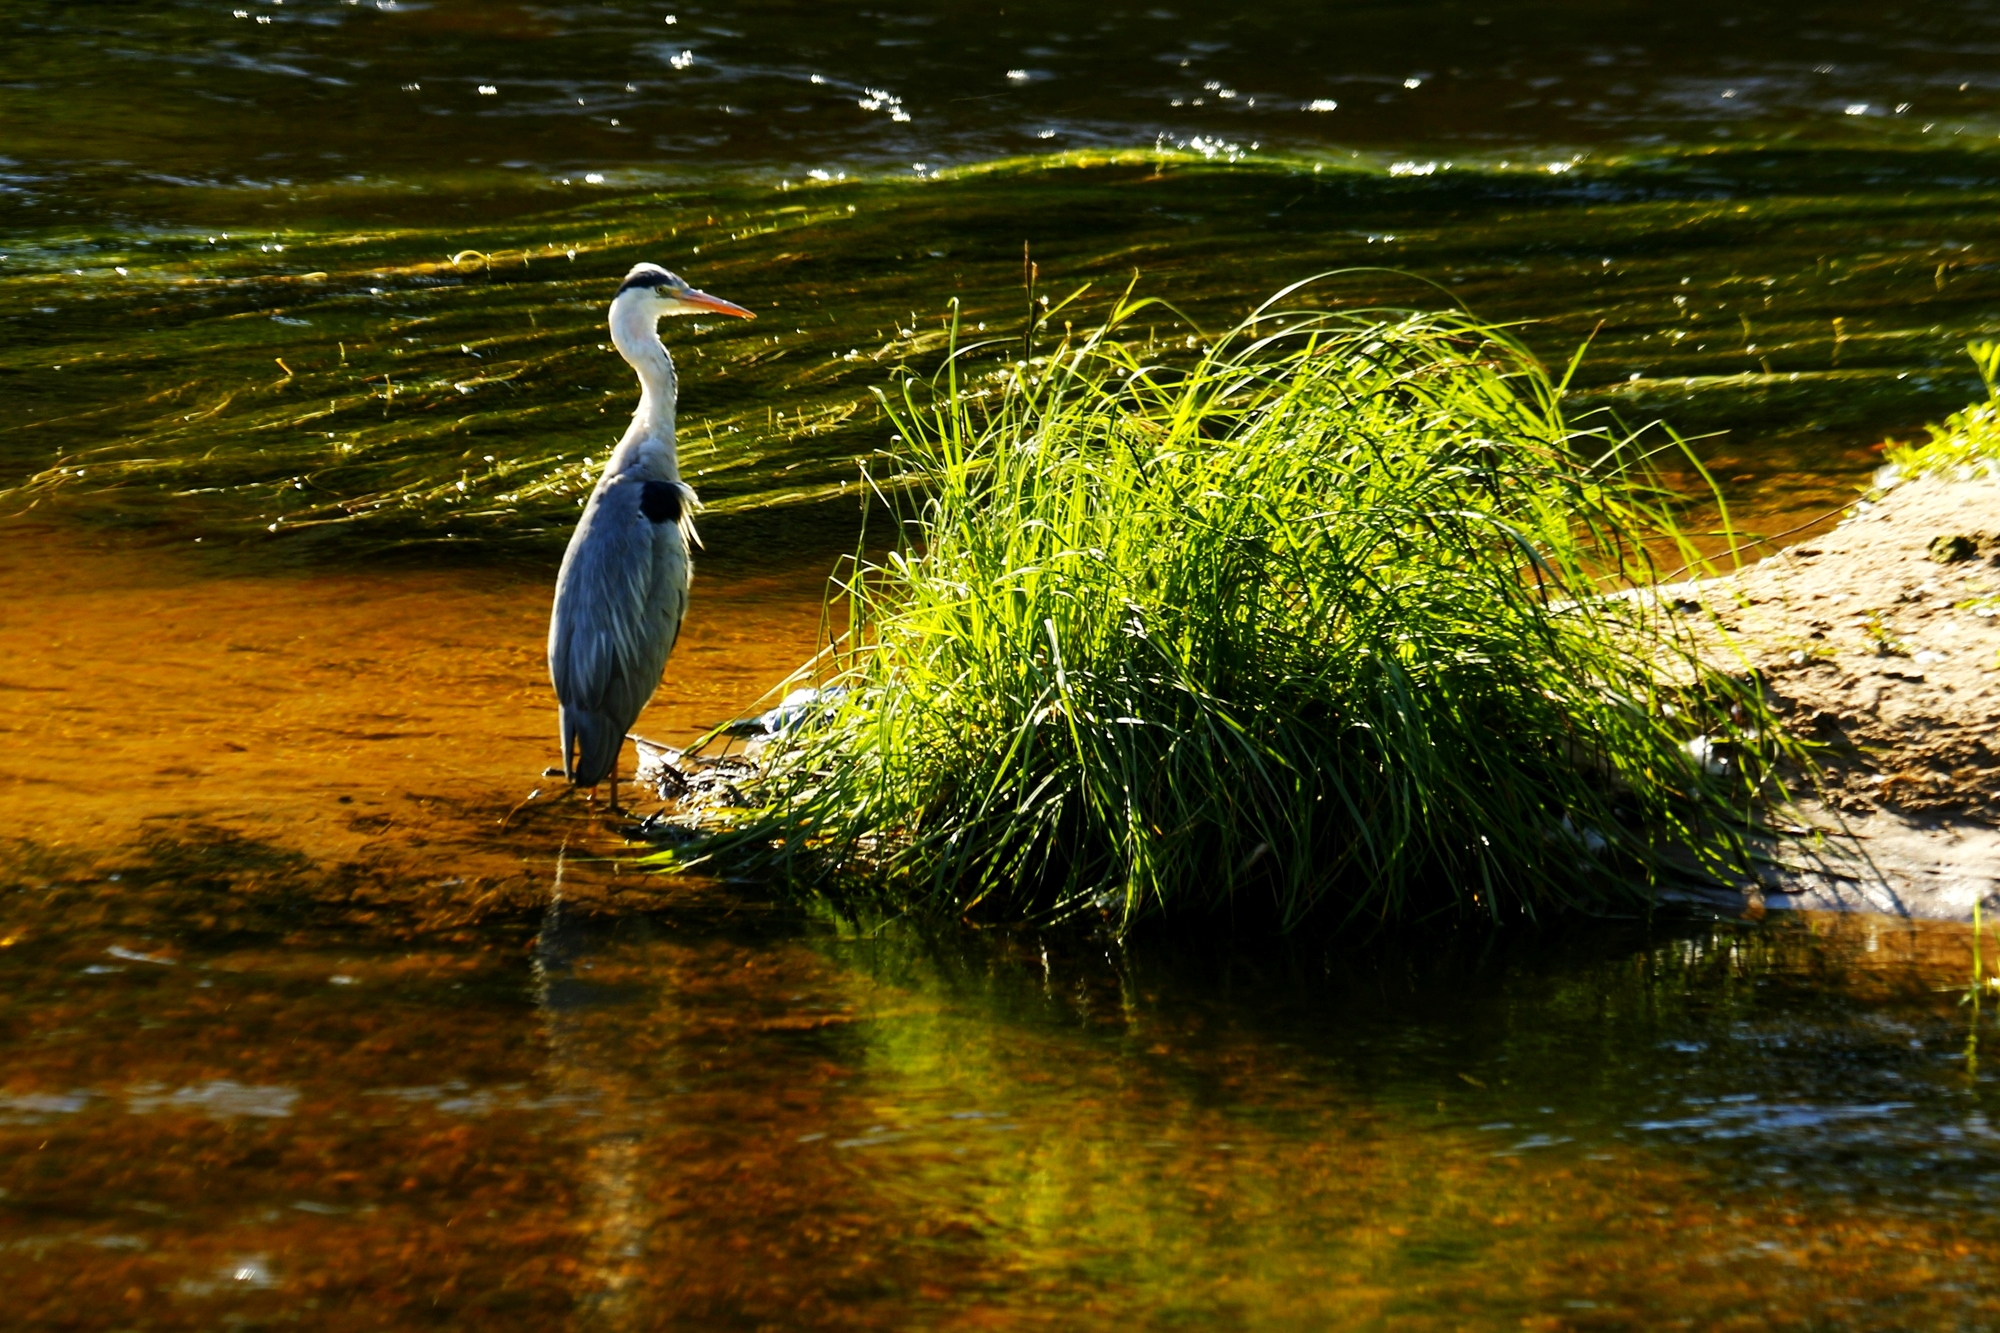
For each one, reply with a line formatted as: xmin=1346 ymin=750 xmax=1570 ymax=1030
xmin=10 ymin=5 xmax=2000 ymax=1325
xmin=11 ymin=0 xmax=2000 ymax=216
xmin=7 ymin=858 xmax=2000 ymax=1329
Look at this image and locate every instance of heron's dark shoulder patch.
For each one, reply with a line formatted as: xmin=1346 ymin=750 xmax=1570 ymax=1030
xmin=639 ymin=479 xmax=683 ymax=524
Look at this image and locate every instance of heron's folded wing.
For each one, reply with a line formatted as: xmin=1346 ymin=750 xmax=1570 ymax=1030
xmin=549 ymin=476 xmax=693 ymax=737
xmin=549 ymin=484 xmax=661 ymax=721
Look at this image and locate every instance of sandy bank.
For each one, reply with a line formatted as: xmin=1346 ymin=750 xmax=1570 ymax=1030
xmin=1684 ymin=475 xmax=2000 ymax=920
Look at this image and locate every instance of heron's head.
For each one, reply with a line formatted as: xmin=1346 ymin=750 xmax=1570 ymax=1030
xmin=613 ymin=263 xmax=755 ymax=320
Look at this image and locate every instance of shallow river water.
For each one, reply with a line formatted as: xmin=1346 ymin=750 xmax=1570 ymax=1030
xmin=9 ymin=1 xmax=2000 ymax=1327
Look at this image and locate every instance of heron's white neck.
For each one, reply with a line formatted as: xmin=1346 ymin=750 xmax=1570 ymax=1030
xmin=608 ymin=291 xmax=679 ymax=480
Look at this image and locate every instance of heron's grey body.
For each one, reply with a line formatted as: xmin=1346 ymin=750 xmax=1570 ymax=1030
xmin=547 ymin=264 xmax=752 ymax=793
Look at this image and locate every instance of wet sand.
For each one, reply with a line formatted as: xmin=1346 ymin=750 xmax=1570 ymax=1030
xmin=1670 ymin=477 xmax=2000 ymax=920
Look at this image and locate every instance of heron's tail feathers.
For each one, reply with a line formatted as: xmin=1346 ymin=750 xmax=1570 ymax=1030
xmin=561 ymin=707 xmax=625 ymax=788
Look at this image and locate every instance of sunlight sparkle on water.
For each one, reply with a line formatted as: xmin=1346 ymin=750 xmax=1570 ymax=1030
xmin=10 ymin=4 xmax=2000 ymax=1320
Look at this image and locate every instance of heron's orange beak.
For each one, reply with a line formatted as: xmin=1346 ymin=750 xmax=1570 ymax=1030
xmin=682 ymin=289 xmax=755 ymax=319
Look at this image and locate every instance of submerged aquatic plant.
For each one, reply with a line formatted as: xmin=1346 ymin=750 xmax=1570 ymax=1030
xmin=1881 ymin=341 xmax=2000 ymax=485
xmin=665 ymin=284 xmax=1793 ymax=931
xmin=8 ymin=152 xmax=2000 ymax=558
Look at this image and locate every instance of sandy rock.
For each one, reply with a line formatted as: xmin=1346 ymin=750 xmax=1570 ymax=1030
xmin=1686 ymin=476 xmax=2000 ymax=918
xmin=1753 ymin=803 xmax=2000 ymax=918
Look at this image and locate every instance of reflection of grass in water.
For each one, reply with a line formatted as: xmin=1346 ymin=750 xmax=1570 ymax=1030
xmin=669 ymin=292 xmax=1797 ymax=930
xmin=6 ymin=148 xmax=2000 ymax=557
xmin=794 ymin=908 xmax=2000 ymax=1324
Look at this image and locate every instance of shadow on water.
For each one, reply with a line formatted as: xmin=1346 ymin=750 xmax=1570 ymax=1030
xmin=369 ymin=901 xmax=2000 ymax=1327
xmin=12 ymin=0 xmax=2000 ymax=1323
xmin=4 ymin=274 xmax=1999 ymax=1322
xmin=9 ymin=829 xmax=2000 ymax=1326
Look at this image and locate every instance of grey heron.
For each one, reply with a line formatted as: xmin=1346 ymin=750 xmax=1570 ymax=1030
xmin=547 ymin=262 xmax=754 ymax=811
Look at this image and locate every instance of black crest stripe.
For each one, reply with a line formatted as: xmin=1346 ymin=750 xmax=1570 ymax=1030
xmin=615 ymin=267 xmax=676 ymax=295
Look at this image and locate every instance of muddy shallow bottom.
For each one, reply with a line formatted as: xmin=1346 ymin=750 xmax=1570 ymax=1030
xmin=0 ymin=519 xmax=826 ymax=918
xmin=8 ymin=879 xmax=2000 ymax=1330
xmin=7 ymin=523 xmax=2000 ymax=1329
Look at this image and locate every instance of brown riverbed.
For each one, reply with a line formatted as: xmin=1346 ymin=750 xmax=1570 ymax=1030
xmin=8 ymin=516 xmax=2000 ymax=1330
xmin=0 ymin=520 xmax=827 ymax=923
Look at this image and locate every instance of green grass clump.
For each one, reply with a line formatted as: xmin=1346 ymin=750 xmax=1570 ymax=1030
xmin=1882 ymin=341 xmax=2000 ymax=484
xmin=670 ymin=285 xmax=1791 ymax=932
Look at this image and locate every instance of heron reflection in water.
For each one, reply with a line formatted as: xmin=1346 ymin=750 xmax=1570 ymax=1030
xmin=547 ymin=264 xmax=754 ymax=810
